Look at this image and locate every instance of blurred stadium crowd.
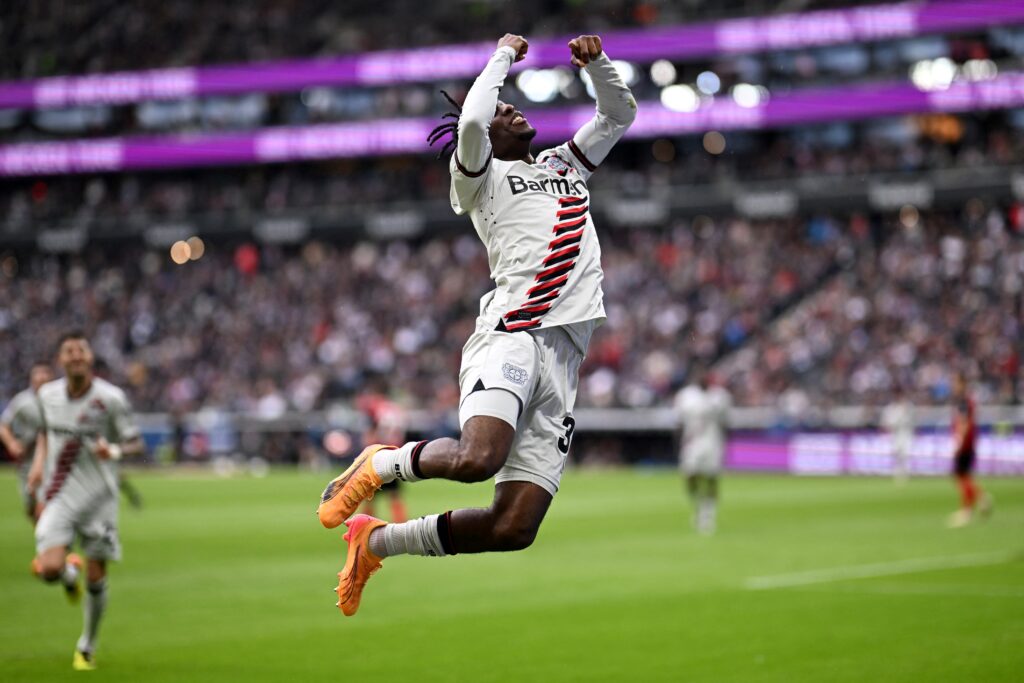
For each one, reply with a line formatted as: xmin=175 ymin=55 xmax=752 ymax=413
xmin=2 ymin=196 xmax=1020 ymax=414
xmin=1 ymin=0 xmax=1023 ymax=424
xmin=3 ymin=0 xmax=876 ymax=80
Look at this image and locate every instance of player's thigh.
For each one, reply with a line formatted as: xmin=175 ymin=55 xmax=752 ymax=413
xmin=35 ymin=499 xmax=76 ymax=557
xmin=458 ymin=330 xmax=540 ymax=429
xmin=495 ymin=334 xmax=582 ymax=496
xmin=686 ymin=447 xmax=722 ymax=476
xmin=78 ymin=497 xmax=122 ymax=562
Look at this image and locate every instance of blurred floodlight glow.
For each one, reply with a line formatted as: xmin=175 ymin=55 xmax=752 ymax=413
xmin=650 ymin=60 xmax=677 ymax=87
xmin=696 ymin=71 xmax=722 ymax=95
xmin=963 ymin=59 xmax=998 ymax=81
xmin=323 ymin=430 xmax=352 ymax=456
xmin=612 ymin=60 xmax=639 ymax=86
xmin=732 ymin=83 xmax=762 ymax=108
xmin=899 ymin=204 xmax=920 ymax=228
xmin=170 ymin=240 xmax=191 ymax=264
xmin=186 ymin=236 xmax=205 ymax=260
xmin=660 ymin=84 xmax=699 ymax=112
xmin=516 ymin=69 xmax=561 ymax=103
xmin=911 ymin=58 xmax=957 ymax=91
xmin=703 ymin=131 xmax=726 ymax=155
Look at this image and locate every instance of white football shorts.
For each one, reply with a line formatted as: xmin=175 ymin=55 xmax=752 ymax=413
xmin=458 ymin=325 xmax=584 ymax=496
xmin=35 ymin=493 xmax=121 ymax=561
xmin=681 ymin=445 xmax=725 ymax=476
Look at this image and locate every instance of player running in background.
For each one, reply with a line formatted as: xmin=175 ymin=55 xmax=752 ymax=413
xmin=316 ymin=33 xmax=636 ymax=615
xmin=675 ymin=372 xmax=731 ymax=535
xmin=881 ymin=386 xmax=914 ymax=484
xmin=1 ymin=361 xmax=53 ymax=521
xmin=27 ymin=331 xmax=144 ymax=670
xmin=947 ymin=374 xmax=992 ymax=528
xmin=356 ymin=390 xmax=408 ymax=523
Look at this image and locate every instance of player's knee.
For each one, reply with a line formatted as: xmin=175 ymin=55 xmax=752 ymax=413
xmin=37 ymin=560 xmax=63 ymax=582
xmin=86 ymin=561 xmax=106 ymax=584
xmin=453 ymin=441 xmax=507 ymax=482
xmin=491 ymin=515 xmax=539 ymax=551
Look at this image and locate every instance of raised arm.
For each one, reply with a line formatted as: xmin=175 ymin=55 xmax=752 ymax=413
xmin=567 ymin=35 xmax=637 ymax=172
xmin=456 ymin=34 xmax=528 ymax=176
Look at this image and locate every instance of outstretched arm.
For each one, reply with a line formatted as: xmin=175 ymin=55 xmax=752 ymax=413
xmin=566 ymin=35 xmax=637 ymax=173
xmin=456 ymin=34 xmax=528 ymax=176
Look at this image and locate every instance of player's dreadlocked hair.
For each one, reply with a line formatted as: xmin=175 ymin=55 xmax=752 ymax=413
xmin=427 ymin=90 xmax=462 ymax=159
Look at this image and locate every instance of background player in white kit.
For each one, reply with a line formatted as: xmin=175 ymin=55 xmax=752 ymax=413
xmin=27 ymin=331 xmax=144 ymax=670
xmin=881 ymin=386 xmax=914 ymax=484
xmin=315 ymin=33 xmax=636 ymax=615
xmin=0 ymin=361 xmax=54 ymax=520
xmin=675 ymin=372 xmax=732 ymax=535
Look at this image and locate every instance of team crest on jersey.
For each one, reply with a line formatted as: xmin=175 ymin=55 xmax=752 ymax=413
xmin=544 ymin=155 xmax=572 ymax=176
xmin=502 ymin=363 xmax=529 ymax=386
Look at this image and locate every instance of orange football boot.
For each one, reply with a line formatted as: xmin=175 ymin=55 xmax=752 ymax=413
xmin=317 ymin=445 xmax=393 ymax=529
xmin=334 ymin=514 xmax=387 ymax=616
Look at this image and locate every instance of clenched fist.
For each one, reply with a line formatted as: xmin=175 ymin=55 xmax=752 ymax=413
xmin=568 ymin=35 xmax=603 ymax=67
xmin=497 ymin=34 xmax=529 ymax=63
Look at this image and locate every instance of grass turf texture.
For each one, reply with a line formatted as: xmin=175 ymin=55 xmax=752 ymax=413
xmin=1 ymin=469 xmax=1021 ymax=682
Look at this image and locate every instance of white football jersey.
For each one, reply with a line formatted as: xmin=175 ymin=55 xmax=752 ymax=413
xmin=450 ymin=143 xmax=605 ymax=342
xmin=37 ymin=377 xmax=139 ymax=507
xmin=447 ymin=46 xmax=635 ymax=353
xmin=675 ymin=384 xmax=732 ymax=456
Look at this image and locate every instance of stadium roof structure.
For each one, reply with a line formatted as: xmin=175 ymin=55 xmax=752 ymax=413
xmin=2 ymin=71 xmax=1023 ymax=176
xmin=1 ymin=0 xmax=1022 ymax=110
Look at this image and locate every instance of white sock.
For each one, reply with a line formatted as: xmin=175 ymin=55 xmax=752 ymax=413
xmin=77 ymin=579 xmax=107 ymax=655
xmin=372 ymin=441 xmax=424 ymax=484
xmin=61 ymin=562 xmax=79 ymax=589
xmin=368 ymin=515 xmax=447 ymax=558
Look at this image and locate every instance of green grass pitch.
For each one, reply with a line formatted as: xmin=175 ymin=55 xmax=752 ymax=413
xmin=1 ymin=468 xmax=1021 ymax=682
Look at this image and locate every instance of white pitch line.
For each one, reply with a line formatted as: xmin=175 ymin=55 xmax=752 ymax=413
xmin=745 ymin=551 xmax=1015 ymax=590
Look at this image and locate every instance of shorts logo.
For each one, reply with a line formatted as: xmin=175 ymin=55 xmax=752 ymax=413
xmin=502 ymin=363 xmax=529 ymax=386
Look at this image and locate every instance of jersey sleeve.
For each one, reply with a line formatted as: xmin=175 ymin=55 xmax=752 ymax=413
xmin=562 ymin=52 xmax=637 ymax=179
xmin=0 ymin=396 xmax=17 ymax=427
xmin=449 ymin=46 xmax=517 ymax=215
xmin=2 ymin=392 xmax=42 ymax=437
xmin=108 ymin=389 xmax=141 ymax=442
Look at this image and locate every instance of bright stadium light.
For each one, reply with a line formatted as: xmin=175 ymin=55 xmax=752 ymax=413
xmin=650 ymin=59 xmax=677 ymax=87
xmin=516 ymin=69 xmax=561 ymax=103
xmin=930 ymin=58 xmax=957 ymax=89
xmin=660 ymin=84 xmax=700 ymax=112
xmin=963 ymin=59 xmax=998 ymax=81
xmin=612 ymin=60 xmax=639 ymax=86
xmin=732 ymin=83 xmax=762 ymax=108
xmin=186 ymin=236 xmax=205 ymax=260
xmin=911 ymin=58 xmax=957 ymax=91
xmin=696 ymin=71 xmax=721 ymax=95
xmin=170 ymin=240 xmax=191 ymax=265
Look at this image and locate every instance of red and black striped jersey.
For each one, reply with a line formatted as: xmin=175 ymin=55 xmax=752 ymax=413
xmin=450 ymin=145 xmax=605 ymax=339
xmin=36 ymin=377 xmax=139 ymax=506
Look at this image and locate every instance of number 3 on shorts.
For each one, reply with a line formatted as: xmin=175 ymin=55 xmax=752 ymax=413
xmin=557 ymin=416 xmax=576 ymax=454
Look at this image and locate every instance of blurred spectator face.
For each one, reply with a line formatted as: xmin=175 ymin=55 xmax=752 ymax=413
xmin=30 ymin=364 xmax=54 ymax=391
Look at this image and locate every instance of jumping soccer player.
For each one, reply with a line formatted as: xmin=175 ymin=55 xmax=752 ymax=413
xmin=316 ymin=33 xmax=636 ymax=615
xmin=675 ymin=371 xmax=731 ymax=535
xmin=947 ymin=375 xmax=992 ymax=528
xmin=1 ymin=361 xmax=53 ymax=520
xmin=27 ymin=331 xmax=144 ymax=670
